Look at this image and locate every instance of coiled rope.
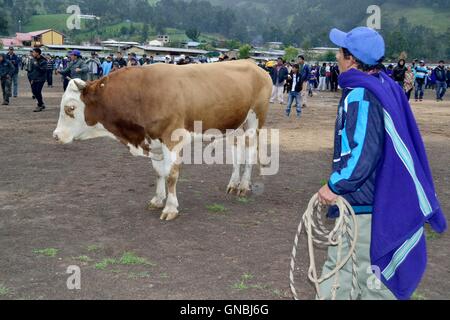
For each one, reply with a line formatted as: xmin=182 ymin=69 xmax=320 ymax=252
xmin=289 ymin=194 xmax=360 ymax=300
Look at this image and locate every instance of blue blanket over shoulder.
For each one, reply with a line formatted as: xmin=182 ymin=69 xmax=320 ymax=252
xmin=338 ymin=68 xmax=447 ymax=300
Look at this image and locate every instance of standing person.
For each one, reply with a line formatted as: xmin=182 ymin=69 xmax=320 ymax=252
xmin=269 ymin=57 xmax=288 ymax=104
xmin=86 ymin=52 xmax=102 ymax=81
xmin=46 ymin=55 xmax=55 ymax=88
xmin=5 ymin=47 xmax=20 ymax=98
xmin=297 ymin=55 xmax=310 ymax=108
xmin=101 ymin=55 xmax=113 ymax=76
xmin=56 ymin=50 xmax=88 ymax=85
xmin=0 ymin=53 xmax=15 ymax=105
xmin=139 ymin=54 xmax=147 ymax=66
xmin=318 ymin=26 xmax=446 ymax=300
xmin=392 ymin=59 xmax=406 ymax=87
xmin=28 ymin=48 xmax=48 ymax=112
xmin=330 ymin=63 xmax=340 ymax=92
xmin=318 ymin=63 xmax=327 ymax=91
xmin=446 ymin=66 xmax=450 ymax=89
xmin=434 ymin=60 xmax=447 ymax=102
xmin=114 ymin=52 xmax=127 ymax=68
xmin=414 ymin=60 xmax=427 ymax=102
xmin=307 ymin=67 xmax=317 ymax=97
xmin=285 ymin=64 xmax=303 ymax=118
xmin=326 ymin=63 xmax=332 ymax=90
xmin=404 ymin=65 xmax=415 ymax=101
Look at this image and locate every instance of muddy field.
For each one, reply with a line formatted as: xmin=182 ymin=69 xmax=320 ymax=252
xmin=0 ymin=72 xmax=449 ymax=300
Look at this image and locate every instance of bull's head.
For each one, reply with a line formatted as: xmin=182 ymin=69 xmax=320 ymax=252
xmin=53 ymin=79 xmax=112 ymax=144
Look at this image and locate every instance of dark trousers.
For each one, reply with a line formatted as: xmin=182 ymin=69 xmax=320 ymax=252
xmin=31 ymin=80 xmax=45 ymax=107
xmin=1 ymin=77 xmax=12 ymax=103
xmin=47 ymin=69 xmax=53 ymax=86
xmin=405 ymin=89 xmax=413 ymax=101
xmin=330 ymin=79 xmax=338 ymax=91
xmin=63 ymin=77 xmax=70 ymax=91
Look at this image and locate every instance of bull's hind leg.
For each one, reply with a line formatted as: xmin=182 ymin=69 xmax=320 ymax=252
xmin=227 ymin=138 xmax=243 ymax=195
xmin=238 ymin=110 xmax=259 ymax=197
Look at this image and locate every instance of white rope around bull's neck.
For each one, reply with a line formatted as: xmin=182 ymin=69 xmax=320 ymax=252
xmin=289 ymin=194 xmax=359 ymax=300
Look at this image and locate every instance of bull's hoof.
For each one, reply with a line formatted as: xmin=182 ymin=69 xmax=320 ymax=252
xmin=147 ymin=198 xmax=165 ymax=210
xmin=238 ymin=187 xmax=250 ymax=197
xmin=227 ymin=183 xmax=240 ymax=195
xmin=160 ymin=211 xmax=179 ymax=221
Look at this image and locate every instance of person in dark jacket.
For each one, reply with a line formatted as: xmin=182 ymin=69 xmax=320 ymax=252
xmin=392 ymin=59 xmax=406 ymax=87
xmin=0 ymin=53 xmax=15 ymax=105
xmin=46 ymin=54 xmax=55 ymax=87
xmin=6 ymin=47 xmax=20 ymax=98
xmin=446 ymin=66 xmax=450 ymax=88
xmin=285 ymin=64 xmax=303 ymax=117
xmin=330 ymin=63 xmax=340 ymax=92
xmin=434 ymin=60 xmax=447 ymax=101
xmin=270 ymin=57 xmax=288 ymax=104
xmin=114 ymin=52 xmax=127 ymax=68
xmin=28 ymin=48 xmax=48 ymax=112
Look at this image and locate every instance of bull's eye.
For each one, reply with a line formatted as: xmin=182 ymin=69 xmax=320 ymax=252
xmin=64 ymin=105 xmax=76 ymax=118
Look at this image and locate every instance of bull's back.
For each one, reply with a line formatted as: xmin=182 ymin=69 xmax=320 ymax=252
xmin=103 ymin=61 xmax=271 ymax=132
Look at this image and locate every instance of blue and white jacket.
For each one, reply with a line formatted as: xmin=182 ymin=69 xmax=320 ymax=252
xmin=328 ymin=87 xmax=384 ymax=217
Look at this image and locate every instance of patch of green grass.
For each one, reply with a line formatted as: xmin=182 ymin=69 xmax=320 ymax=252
xmin=87 ymin=245 xmax=102 ymax=252
xmin=23 ymin=14 xmax=86 ymax=33
xmin=231 ymin=273 xmax=255 ymax=291
xmin=0 ymin=285 xmax=10 ymax=296
xmin=231 ymin=280 xmax=249 ymax=291
xmin=160 ymin=272 xmax=169 ymax=279
xmin=33 ymin=248 xmax=58 ymax=257
xmin=237 ymin=197 xmax=252 ymax=204
xmin=72 ymin=255 xmax=93 ymax=263
xmin=425 ymin=225 xmax=441 ymax=241
xmin=206 ymin=203 xmax=227 ymax=213
xmin=411 ymin=291 xmax=426 ymax=300
xmin=118 ymin=252 xmax=155 ymax=266
xmin=95 ymin=258 xmax=117 ymax=270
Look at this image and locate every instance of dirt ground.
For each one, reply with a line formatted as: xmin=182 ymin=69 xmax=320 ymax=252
xmin=0 ymin=72 xmax=449 ymax=300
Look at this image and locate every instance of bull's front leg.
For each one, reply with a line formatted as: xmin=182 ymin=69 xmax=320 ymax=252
xmin=148 ymin=157 xmax=167 ymax=209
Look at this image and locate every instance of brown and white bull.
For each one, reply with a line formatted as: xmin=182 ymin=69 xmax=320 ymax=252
xmin=53 ymin=60 xmax=272 ymax=220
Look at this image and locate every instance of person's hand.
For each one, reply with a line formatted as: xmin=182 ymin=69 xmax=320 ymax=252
xmin=318 ymin=184 xmax=338 ymax=206
xmin=55 ymin=70 xmax=60 ymax=75
xmin=75 ymin=68 xmax=81 ymax=72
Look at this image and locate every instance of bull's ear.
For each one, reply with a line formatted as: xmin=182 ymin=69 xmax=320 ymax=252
xmin=73 ymin=79 xmax=87 ymax=91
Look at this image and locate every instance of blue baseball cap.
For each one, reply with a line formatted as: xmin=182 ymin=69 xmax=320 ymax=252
xmin=329 ymin=27 xmax=385 ymax=66
xmin=69 ymin=50 xmax=81 ymax=57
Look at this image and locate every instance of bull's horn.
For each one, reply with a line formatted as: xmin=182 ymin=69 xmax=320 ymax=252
xmin=73 ymin=79 xmax=87 ymax=91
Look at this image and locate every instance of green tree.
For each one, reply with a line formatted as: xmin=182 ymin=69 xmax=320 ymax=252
xmin=238 ymin=44 xmax=252 ymax=59
xmin=284 ymin=46 xmax=299 ymax=62
xmin=186 ymin=28 xmax=201 ymax=41
xmin=141 ymin=23 xmax=150 ymax=43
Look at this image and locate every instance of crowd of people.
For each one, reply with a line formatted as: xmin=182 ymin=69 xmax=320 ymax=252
xmin=263 ymin=55 xmax=449 ymax=119
xmin=1 ymin=45 xmax=449 ymax=114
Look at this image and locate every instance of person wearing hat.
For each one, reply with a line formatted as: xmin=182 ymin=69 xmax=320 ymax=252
xmin=316 ymin=26 xmax=446 ymax=300
xmin=56 ymin=50 xmax=88 ymax=86
xmin=28 ymin=48 xmax=48 ymax=112
xmin=434 ymin=60 xmax=447 ymax=102
xmin=5 ymin=47 xmax=20 ymax=98
xmin=101 ymin=55 xmax=113 ymax=76
xmin=413 ymin=60 xmax=428 ymax=102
